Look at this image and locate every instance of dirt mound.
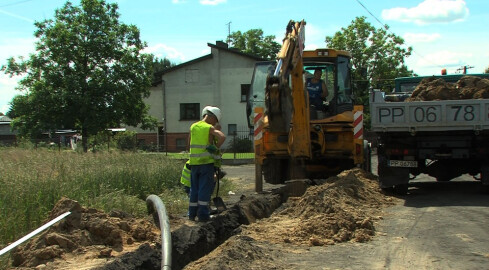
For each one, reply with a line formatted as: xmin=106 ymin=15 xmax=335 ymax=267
xmin=407 ymin=76 xmax=489 ymax=101
xmin=240 ymin=169 xmax=396 ymax=246
xmin=184 ymin=168 xmax=397 ymax=269
xmin=10 ymin=197 xmax=159 ymax=269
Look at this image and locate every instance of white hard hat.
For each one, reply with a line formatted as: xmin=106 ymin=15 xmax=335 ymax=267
xmin=202 ymin=106 xmax=221 ymax=122
xmin=202 ymin=106 xmax=212 ymax=118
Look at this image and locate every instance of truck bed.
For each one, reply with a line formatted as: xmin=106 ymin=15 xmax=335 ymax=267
xmin=370 ymin=90 xmax=489 ymax=132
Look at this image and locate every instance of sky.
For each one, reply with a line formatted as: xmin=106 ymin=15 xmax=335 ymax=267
xmin=1 ymin=0 xmax=488 ymax=114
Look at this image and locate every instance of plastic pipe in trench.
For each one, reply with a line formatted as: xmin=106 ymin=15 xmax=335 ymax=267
xmin=146 ymin=194 xmax=172 ymax=270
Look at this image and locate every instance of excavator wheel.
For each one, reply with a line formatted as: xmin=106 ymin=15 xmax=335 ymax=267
xmin=377 ymin=152 xmax=409 ymax=195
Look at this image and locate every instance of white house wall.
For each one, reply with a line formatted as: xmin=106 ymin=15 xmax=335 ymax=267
xmin=219 ymin=49 xmax=256 ymax=132
xmin=165 ymin=49 xmax=257 ymax=135
xmin=126 ymin=85 xmax=163 ymax=133
xmin=132 ymin=43 xmax=261 ymax=150
xmin=164 ymin=57 xmax=216 ymax=133
xmin=146 ymin=87 xmax=164 ymax=126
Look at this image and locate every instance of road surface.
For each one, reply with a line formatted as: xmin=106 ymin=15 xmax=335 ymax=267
xmin=221 ymin=155 xmax=489 ymax=270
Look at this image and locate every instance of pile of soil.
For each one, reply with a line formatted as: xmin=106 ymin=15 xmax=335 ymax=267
xmin=184 ymin=168 xmax=398 ymax=270
xmin=241 ymin=168 xmax=396 ymax=246
xmin=407 ymin=76 xmax=489 ymax=101
xmin=9 ymin=198 xmax=160 ymax=269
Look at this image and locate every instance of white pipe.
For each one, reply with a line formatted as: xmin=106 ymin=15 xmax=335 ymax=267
xmin=0 ymin=211 xmax=71 ymax=256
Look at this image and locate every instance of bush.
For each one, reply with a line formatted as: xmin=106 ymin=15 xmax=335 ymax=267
xmin=114 ymin=131 xmax=138 ymax=151
xmin=229 ymin=136 xmax=253 ymax=153
xmin=88 ymin=130 xmax=115 ymax=152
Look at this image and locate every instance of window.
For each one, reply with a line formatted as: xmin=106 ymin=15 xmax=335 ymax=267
xmin=241 ymin=84 xmax=250 ymax=102
xmin=176 ymin=138 xmax=187 ymax=151
xmin=228 ymin=124 xmax=237 ymax=135
xmin=185 ymin=69 xmax=199 ymax=83
xmin=180 ymin=103 xmax=200 ymax=121
xmin=336 ymin=56 xmax=353 ymax=105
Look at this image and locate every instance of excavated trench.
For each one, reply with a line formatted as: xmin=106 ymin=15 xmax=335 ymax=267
xmin=97 ymin=184 xmax=293 ymax=270
xmin=8 ymin=180 xmax=306 ymax=270
xmin=10 ymin=169 xmax=394 ymax=269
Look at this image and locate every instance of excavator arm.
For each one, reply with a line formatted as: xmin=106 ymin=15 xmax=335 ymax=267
xmin=249 ymin=19 xmax=366 ymax=189
xmin=265 ymin=20 xmax=311 ymax=159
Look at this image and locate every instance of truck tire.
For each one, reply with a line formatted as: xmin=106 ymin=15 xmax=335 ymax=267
xmin=393 ymin=184 xmax=408 ymax=195
xmin=263 ymin=158 xmax=286 ymax=184
xmin=361 ymin=141 xmax=372 ymax=173
xmin=378 ymin=153 xmax=409 ymax=195
xmin=481 ymin=165 xmax=489 ymax=194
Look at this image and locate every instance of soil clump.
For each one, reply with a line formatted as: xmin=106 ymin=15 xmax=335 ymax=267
xmin=8 ymin=197 xmax=160 ymax=269
xmin=406 ymin=75 xmax=489 ymax=101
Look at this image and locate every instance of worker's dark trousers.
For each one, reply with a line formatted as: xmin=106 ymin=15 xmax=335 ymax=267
xmin=188 ymin=163 xmax=214 ymax=220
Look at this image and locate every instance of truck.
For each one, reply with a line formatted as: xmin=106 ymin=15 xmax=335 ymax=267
xmin=384 ymin=73 xmax=489 ymax=102
xmin=370 ymin=76 xmax=489 ymax=194
xmin=246 ymin=20 xmax=370 ymax=191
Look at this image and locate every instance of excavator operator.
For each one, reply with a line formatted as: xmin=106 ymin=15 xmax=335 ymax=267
xmin=305 ymin=68 xmax=328 ymax=114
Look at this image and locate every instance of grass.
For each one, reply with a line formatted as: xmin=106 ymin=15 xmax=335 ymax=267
xmin=0 ymin=147 xmax=233 ymax=265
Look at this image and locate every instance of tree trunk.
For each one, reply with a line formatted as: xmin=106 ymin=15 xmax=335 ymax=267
xmin=82 ymin=129 xmax=88 ymax=153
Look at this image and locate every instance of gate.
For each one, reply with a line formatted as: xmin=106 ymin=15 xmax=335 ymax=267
xmin=226 ymin=127 xmax=254 ymax=160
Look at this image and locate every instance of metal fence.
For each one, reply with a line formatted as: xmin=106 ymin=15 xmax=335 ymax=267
xmin=4 ymin=128 xmax=257 ymax=160
xmin=224 ymin=127 xmax=254 ymax=160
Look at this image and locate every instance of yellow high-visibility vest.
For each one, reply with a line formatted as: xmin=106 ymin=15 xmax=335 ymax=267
xmin=189 ymin=121 xmax=215 ymax=165
xmin=180 ymin=160 xmax=191 ymax=187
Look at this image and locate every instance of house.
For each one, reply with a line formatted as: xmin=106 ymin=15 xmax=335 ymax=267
xmin=129 ymin=41 xmax=265 ymax=152
xmin=0 ymin=115 xmax=17 ymax=145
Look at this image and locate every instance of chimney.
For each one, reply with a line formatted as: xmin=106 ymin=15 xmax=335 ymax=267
xmin=215 ymin=40 xmax=228 ymax=49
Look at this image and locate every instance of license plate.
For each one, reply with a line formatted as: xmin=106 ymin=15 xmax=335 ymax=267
xmin=388 ymin=160 xmax=418 ymax=168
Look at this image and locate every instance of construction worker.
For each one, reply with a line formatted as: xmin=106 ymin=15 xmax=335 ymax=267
xmin=188 ymin=106 xmax=226 ymax=221
xmin=179 ymin=123 xmax=224 ymax=196
xmin=306 ymin=68 xmax=328 ymax=110
xmin=180 ymin=160 xmax=191 ymax=195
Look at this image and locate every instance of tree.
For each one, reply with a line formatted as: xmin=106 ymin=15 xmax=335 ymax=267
xmin=2 ymin=0 xmax=156 ymax=152
xmin=152 ymin=56 xmax=175 ymax=83
xmin=326 ymin=16 xmax=413 ymax=107
xmin=153 ymin=57 xmax=174 ymax=74
xmin=485 ymin=66 xmax=489 ymax=74
xmin=227 ymin=29 xmax=281 ymax=60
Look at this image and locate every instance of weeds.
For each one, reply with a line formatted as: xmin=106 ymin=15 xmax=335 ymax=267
xmin=0 ymin=147 xmax=235 ymax=268
xmin=0 ymin=148 xmax=186 ymax=248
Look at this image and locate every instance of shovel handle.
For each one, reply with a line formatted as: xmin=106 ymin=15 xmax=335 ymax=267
xmin=215 ymin=168 xmax=220 ymax=197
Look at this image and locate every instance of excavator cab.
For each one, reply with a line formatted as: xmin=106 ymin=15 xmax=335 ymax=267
xmin=246 ymin=61 xmax=276 ymax=129
xmin=246 ymin=53 xmax=354 ymax=127
xmin=302 ymin=52 xmax=354 ymax=119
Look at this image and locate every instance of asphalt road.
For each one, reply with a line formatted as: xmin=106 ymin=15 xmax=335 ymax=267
xmin=222 ymin=155 xmax=489 ymax=270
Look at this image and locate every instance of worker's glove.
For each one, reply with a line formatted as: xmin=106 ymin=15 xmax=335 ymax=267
xmin=206 ymin=144 xmax=218 ymax=154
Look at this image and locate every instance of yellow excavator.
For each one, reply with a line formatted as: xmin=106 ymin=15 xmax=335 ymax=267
xmin=246 ymin=20 xmax=371 ymax=191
